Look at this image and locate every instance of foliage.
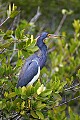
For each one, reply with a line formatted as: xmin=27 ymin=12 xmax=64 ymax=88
xmin=1 ymin=0 xmax=80 ymax=33
xmin=0 ymin=2 xmax=80 ymax=120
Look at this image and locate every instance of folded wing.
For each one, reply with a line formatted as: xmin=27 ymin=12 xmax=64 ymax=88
xmin=17 ymin=60 xmax=40 ymax=87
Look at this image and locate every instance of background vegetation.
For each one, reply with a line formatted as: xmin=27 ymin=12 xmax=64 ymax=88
xmin=0 ymin=0 xmax=80 ymax=119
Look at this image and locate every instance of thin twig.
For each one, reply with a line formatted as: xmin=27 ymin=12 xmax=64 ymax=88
xmin=10 ymin=113 xmax=19 ymax=120
xmin=0 ymin=48 xmax=6 ymax=54
xmin=65 ymin=87 xmax=80 ymax=92
xmin=28 ymin=6 xmax=41 ymax=34
xmin=54 ymin=96 xmax=80 ymax=108
xmin=48 ymin=14 xmax=67 ymax=48
xmin=54 ymin=14 xmax=67 ymax=35
xmin=0 ymin=17 xmax=10 ymax=27
xmin=16 ymin=115 xmax=21 ymax=120
xmin=30 ymin=6 xmax=41 ymax=23
xmin=48 ymin=46 xmax=56 ymax=53
xmin=65 ymin=83 xmax=80 ymax=91
xmin=70 ymin=65 xmax=80 ymax=77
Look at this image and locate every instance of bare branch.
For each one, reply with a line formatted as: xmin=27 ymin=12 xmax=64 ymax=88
xmin=48 ymin=47 xmax=56 ymax=53
xmin=16 ymin=115 xmax=21 ymax=120
xmin=0 ymin=17 xmax=10 ymax=27
xmin=65 ymin=83 xmax=80 ymax=91
xmin=48 ymin=14 xmax=67 ymax=48
xmin=28 ymin=6 xmax=41 ymax=34
xmin=54 ymin=96 xmax=80 ymax=108
xmin=0 ymin=48 xmax=6 ymax=54
xmin=30 ymin=6 xmax=41 ymax=23
xmin=9 ymin=112 xmax=21 ymax=120
xmin=54 ymin=14 xmax=67 ymax=35
xmin=10 ymin=113 xmax=19 ymax=120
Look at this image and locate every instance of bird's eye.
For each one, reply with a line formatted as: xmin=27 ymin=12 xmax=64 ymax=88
xmin=47 ymin=34 xmax=51 ymax=37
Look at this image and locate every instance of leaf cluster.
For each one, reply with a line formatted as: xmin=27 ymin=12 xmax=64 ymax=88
xmin=0 ymin=3 xmax=80 ymax=120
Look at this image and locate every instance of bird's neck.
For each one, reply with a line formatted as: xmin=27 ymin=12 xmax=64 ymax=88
xmin=38 ymin=42 xmax=47 ymax=69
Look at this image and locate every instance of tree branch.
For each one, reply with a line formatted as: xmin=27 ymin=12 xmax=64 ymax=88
xmin=54 ymin=96 xmax=80 ymax=108
xmin=48 ymin=46 xmax=56 ymax=53
xmin=10 ymin=112 xmax=22 ymax=120
xmin=28 ymin=6 xmax=41 ymax=34
xmin=65 ymin=83 xmax=80 ymax=91
xmin=30 ymin=6 xmax=41 ymax=23
xmin=54 ymin=14 xmax=67 ymax=35
xmin=0 ymin=48 xmax=6 ymax=54
xmin=48 ymin=14 xmax=67 ymax=48
xmin=0 ymin=17 xmax=10 ymax=27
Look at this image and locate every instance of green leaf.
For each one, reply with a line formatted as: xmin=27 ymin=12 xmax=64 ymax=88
xmin=21 ymin=86 xmax=27 ymax=95
xmin=6 ymin=30 xmax=13 ymax=36
xmin=36 ymin=111 xmax=44 ymax=119
xmin=36 ymin=101 xmax=46 ymax=110
xmin=10 ymin=11 xmax=19 ymax=18
xmin=8 ymin=92 xmax=16 ymax=98
xmin=31 ymin=110 xmax=38 ymax=118
xmin=37 ymin=84 xmax=46 ymax=95
xmin=0 ymin=101 xmax=3 ymax=109
xmin=40 ymin=89 xmax=52 ymax=97
xmin=53 ymin=93 xmax=62 ymax=101
xmin=21 ymin=101 xmax=25 ymax=110
xmin=62 ymin=9 xmax=67 ymax=15
xmin=0 ymin=78 xmax=8 ymax=84
xmin=26 ymin=40 xmax=38 ymax=52
xmin=15 ymin=27 xmax=21 ymax=39
xmin=0 ymin=29 xmax=5 ymax=36
xmin=33 ymin=81 xmax=41 ymax=92
xmin=18 ymin=50 xmax=22 ymax=58
xmin=15 ymin=87 xmax=20 ymax=94
xmin=76 ymin=69 xmax=80 ymax=78
xmin=16 ymin=59 xmax=23 ymax=67
xmin=1 ymin=99 xmax=6 ymax=109
xmin=68 ymin=107 xmax=75 ymax=120
xmin=7 ymin=4 xmax=11 ymax=17
xmin=20 ymin=110 xmax=25 ymax=115
xmin=0 ymin=42 xmax=11 ymax=49
xmin=4 ymin=92 xmax=8 ymax=98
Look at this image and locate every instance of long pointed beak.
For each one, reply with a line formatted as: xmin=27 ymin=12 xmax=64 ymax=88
xmin=48 ymin=34 xmax=62 ymax=38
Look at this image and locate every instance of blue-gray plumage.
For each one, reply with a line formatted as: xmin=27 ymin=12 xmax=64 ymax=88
xmin=17 ymin=32 xmax=57 ymax=87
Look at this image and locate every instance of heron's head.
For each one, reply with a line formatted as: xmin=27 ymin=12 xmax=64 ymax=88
xmin=36 ymin=32 xmax=59 ymax=42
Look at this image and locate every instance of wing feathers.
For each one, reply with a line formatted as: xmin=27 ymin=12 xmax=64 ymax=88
xmin=17 ymin=60 xmax=39 ymax=87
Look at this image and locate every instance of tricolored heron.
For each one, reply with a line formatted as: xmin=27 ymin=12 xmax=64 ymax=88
xmin=17 ymin=32 xmax=58 ymax=87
